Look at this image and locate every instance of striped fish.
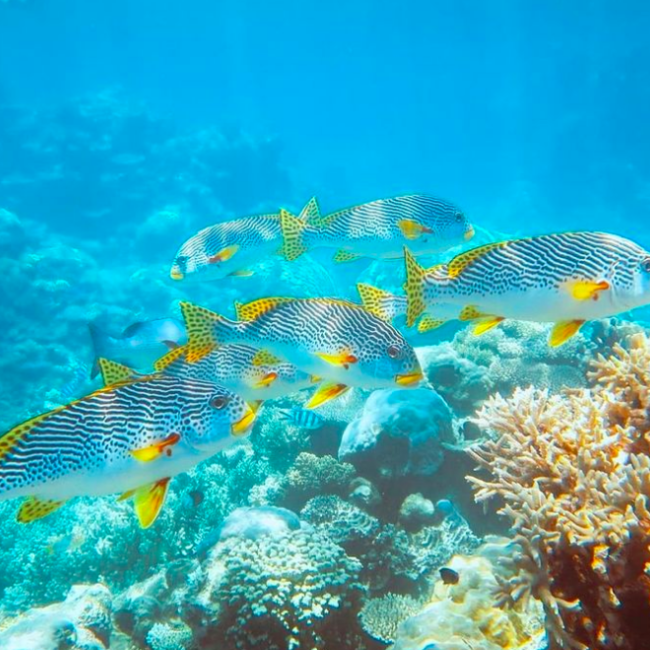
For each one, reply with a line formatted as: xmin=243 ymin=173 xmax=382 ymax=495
xmin=180 ymin=298 xmax=423 ymax=408
xmin=170 ymin=199 xmax=319 ymax=281
xmin=0 ymin=360 xmax=255 ymax=528
xmin=357 ymin=283 xmax=462 ymax=333
xmin=155 ymin=343 xmax=318 ymax=401
xmin=278 ymin=407 xmax=326 ymax=430
xmin=279 ymin=194 xmax=474 ymax=263
xmin=404 ymin=231 xmax=650 ymax=346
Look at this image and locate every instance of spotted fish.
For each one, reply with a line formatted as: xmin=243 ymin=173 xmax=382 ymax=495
xmin=155 ymin=343 xmax=318 ymax=402
xmin=88 ymin=318 xmax=186 ymax=378
xmin=357 ymin=283 xmax=462 ymax=333
xmin=180 ymin=298 xmax=423 ymax=408
xmin=0 ymin=360 xmax=255 ymax=527
xmin=404 ymin=232 xmax=650 ymax=346
xmin=279 ymin=194 xmax=474 ymax=263
xmin=170 ymin=199 xmax=319 ymax=282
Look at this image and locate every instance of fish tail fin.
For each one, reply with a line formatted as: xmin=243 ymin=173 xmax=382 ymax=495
xmin=278 ymin=209 xmax=309 ymax=261
xmin=403 ymin=247 xmax=427 ymax=327
xmin=357 ymin=283 xmax=399 ymax=322
xmin=298 ymin=196 xmax=322 ymax=223
xmin=180 ymin=302 xmax=232 ymax=363
xmin=88 ymin=322 xmax=112 ymax=379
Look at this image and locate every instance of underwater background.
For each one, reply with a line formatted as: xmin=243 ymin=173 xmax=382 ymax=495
xmin=2 ymin=1 xmax=650 ymax=649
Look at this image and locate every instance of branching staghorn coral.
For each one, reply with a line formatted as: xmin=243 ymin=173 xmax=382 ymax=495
xmin=467 ymin=331 xmax=650 ymax=650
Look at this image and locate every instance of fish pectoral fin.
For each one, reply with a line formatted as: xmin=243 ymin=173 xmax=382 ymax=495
xmin=305 ymin=382 xmax=350 ymax=409
xmin=132 ymin=478 xmax=171 ymax=529
xmin=17 ymin=497 xmax=65 ymax=523
xmin=251 ymin=349 xmax=283 ymax=366
xmin=98 ymin=358 xmax=135 ymax=386
xmin=549 ymin=320 xmax=585 ymax=347
xmin=566 ymin=279 xmax=611 ymax=301
xmin=398 ymin=219 xmax=428 ymax=240
xmin=228 ymin=269 xmax=254 ymax=277
xmin=154 ymin=345 xmax=188 ymax=372
xmin=315 ymin=350 xmax=358 ymax=369
xmin=254 ymin=372 xmax=278 ymax=388
xmin=278 ymin=209 xmax=309 ymax=261
xmin=472 ymin=317 xmax=505 ymax=336
xmin=208 ymin=245 xmax=239 ymax=264
xmin=333 ymin=249 xmax=361 ymax=263
xmin=417 ymin=316 xmax=447 ymax=333
xmin=130 ymin=433 xmax=181 ymax=462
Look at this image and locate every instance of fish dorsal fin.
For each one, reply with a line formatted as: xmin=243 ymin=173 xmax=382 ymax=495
xmin=121 ymin=321 xmax=144 ymax=337
xmin=180 ymin=302 xmax=221 ymax=363
xmin=154 ymin=345 xmax=188 ymax=372
xmin=251 ymin=349 xmax=282 ymax=366
xmin=236 ymin=297 xmax=295 ymax=322
xmin=17 ymin=497 xmax=65 ymax=523
xmin=298 ymin=196 xmax=321 ymax=222
xmin=447 ymin=242 xmax=507 ymax=278
xmin=333 ymin=249 xmax=361 ymax=263
xmin=98 ymin=358 xmax=135 ymax=386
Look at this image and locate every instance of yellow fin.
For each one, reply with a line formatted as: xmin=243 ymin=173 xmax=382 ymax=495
xmin=132 ymin=478 xmax=171 ymax=529
xmin=228 ymin=269 xmax=254 ymax=277
xmin=357 ymin=283 xmax=394 ymax=321
xmin=236 ymin=297 xmax=294 ymax=322
xmin=315 ymin=350 xmax=358 ymax=369
xmin=180 ymin=302 xmax=221 ymax=363
xmin=566 ymin=279 xmax=610 ymax=301
xmin=278 ymin=209 xmax=309 ymax=261
xmin=208 ymin=244 xmax=239 ymax=264
xmin=398 ymin=219 xmax=431 ymax=241
xmin=98 ymin=358 xmax=134 ymax=386
xmin=417 ymin=316 xmax=446 ymax=333
xmin=130 ymin=433 xmax=181 ymax=462
xmin=154 ymin=345 xmax=188 ymax=372
xmin=403 ymin=247 xmax=427 ymax=327
xmin=118 ymin=489 xmax=136 ymax=502
xmin=459 ymin=305 xmax=485 ymax=321
xmin=298 ymin=196 xmax=321 ymax=222
xmin=254 ymin=372 xmax=278 ymax=388
xmin=305 ymin=382 xmax=350 ymax=409
xmin=549 ymin=320 xmax=585 ymax=347
xmin=333 ymin=249 xmax=361 ymax=263
xmin=310 ymin=375 xmax=321 ymax=383
xmin=251 ymin=349 xmax=282 ymax=366
xmin=473 ymin=317 xmax=504 ymax=336
xmin=447 ymin=242 xmax=506 ymax=278
xmin=248 ymin=400 xmax=264 ymax=414
xmin=17 ymin=497 xmax=65 ymax=523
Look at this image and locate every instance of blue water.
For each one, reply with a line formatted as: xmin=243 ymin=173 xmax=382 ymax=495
xmin=1 ymin=2 xmax=649 ymax=649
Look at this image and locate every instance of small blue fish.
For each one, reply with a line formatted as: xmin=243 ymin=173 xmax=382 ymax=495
xmin=89 ymin=318 xmax=187 ymax=378
xmin=278 ymin=407 xmax=327 ymax=430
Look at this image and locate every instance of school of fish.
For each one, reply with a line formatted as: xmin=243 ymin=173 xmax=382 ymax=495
xmin=3 ymin=191 xmax=650 ymax=527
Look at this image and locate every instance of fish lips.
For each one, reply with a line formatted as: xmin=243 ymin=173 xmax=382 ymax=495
xmin=231 ymin=409 xmax=256 ymax=437
xmin=464 ymin=226 xmax=475 ymax=241
xmin=170 ymin=266 xmax=185 ymax=281
xmin=394 ymin=370 xmax=424 ymax=386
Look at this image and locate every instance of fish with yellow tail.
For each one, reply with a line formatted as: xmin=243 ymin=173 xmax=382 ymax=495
xmin=356 ymin=283 xmax=461 ymax=333
xmin=179 ymin=298 xmax=423 ymax=408
xmin=403 ymin=231 xmax=650 ymax=346
xmin=170 ymin=198 xmax=320 ymax=281
xmin=0 ymin=359 xmax=255 ymax=528
xmin=155 ymin=343 xmax=319 ymax=402
xmin=279 ymin=194 xmax=474 ymax=263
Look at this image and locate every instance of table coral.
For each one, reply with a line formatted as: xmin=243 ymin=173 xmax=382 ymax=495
xmin=467 ymin=330 xmax=650 ymax=650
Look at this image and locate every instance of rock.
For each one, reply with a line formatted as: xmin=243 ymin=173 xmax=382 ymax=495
xmin=399 ymin=494 xmax=436 ymax=532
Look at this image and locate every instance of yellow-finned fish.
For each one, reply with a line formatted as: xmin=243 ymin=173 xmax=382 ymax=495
xmin=170 ymin=199 xmax=319 ymax=281
xmin=279 ymin=194 xmax=474 ymax=263
xmin=403 ymin=231 xmax=650 ymax=346
xmin=155 ymin=343 xmax=319 ymax=402
xmin=179 ymin=298 xmax=423 ymax=408
xmin=0 ymin=360 xmax=255 ymax=528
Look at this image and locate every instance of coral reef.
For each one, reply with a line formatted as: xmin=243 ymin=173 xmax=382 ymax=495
xmin=338 ymin=388 xmax=457 ymax=479
xmin=467 ymin=330 xmax=650 ymax=650
xmin=391 ymin=538 xmax=546 ymax=650
xmin=359 ymin=593 xmax=423 ymax=645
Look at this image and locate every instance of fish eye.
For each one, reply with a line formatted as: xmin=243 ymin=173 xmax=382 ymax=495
xmin=454 ymin=212 xmax=464 ymax=223
xmin=210 ymin=395 xmax=230 ymax=410
xmin=175 ymin=255 xmax=188 ymax=268
xmin=387 ymin=344 xmax=401 ymax=359
xmin=642 ymin=258 xmax=650 ymax=273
